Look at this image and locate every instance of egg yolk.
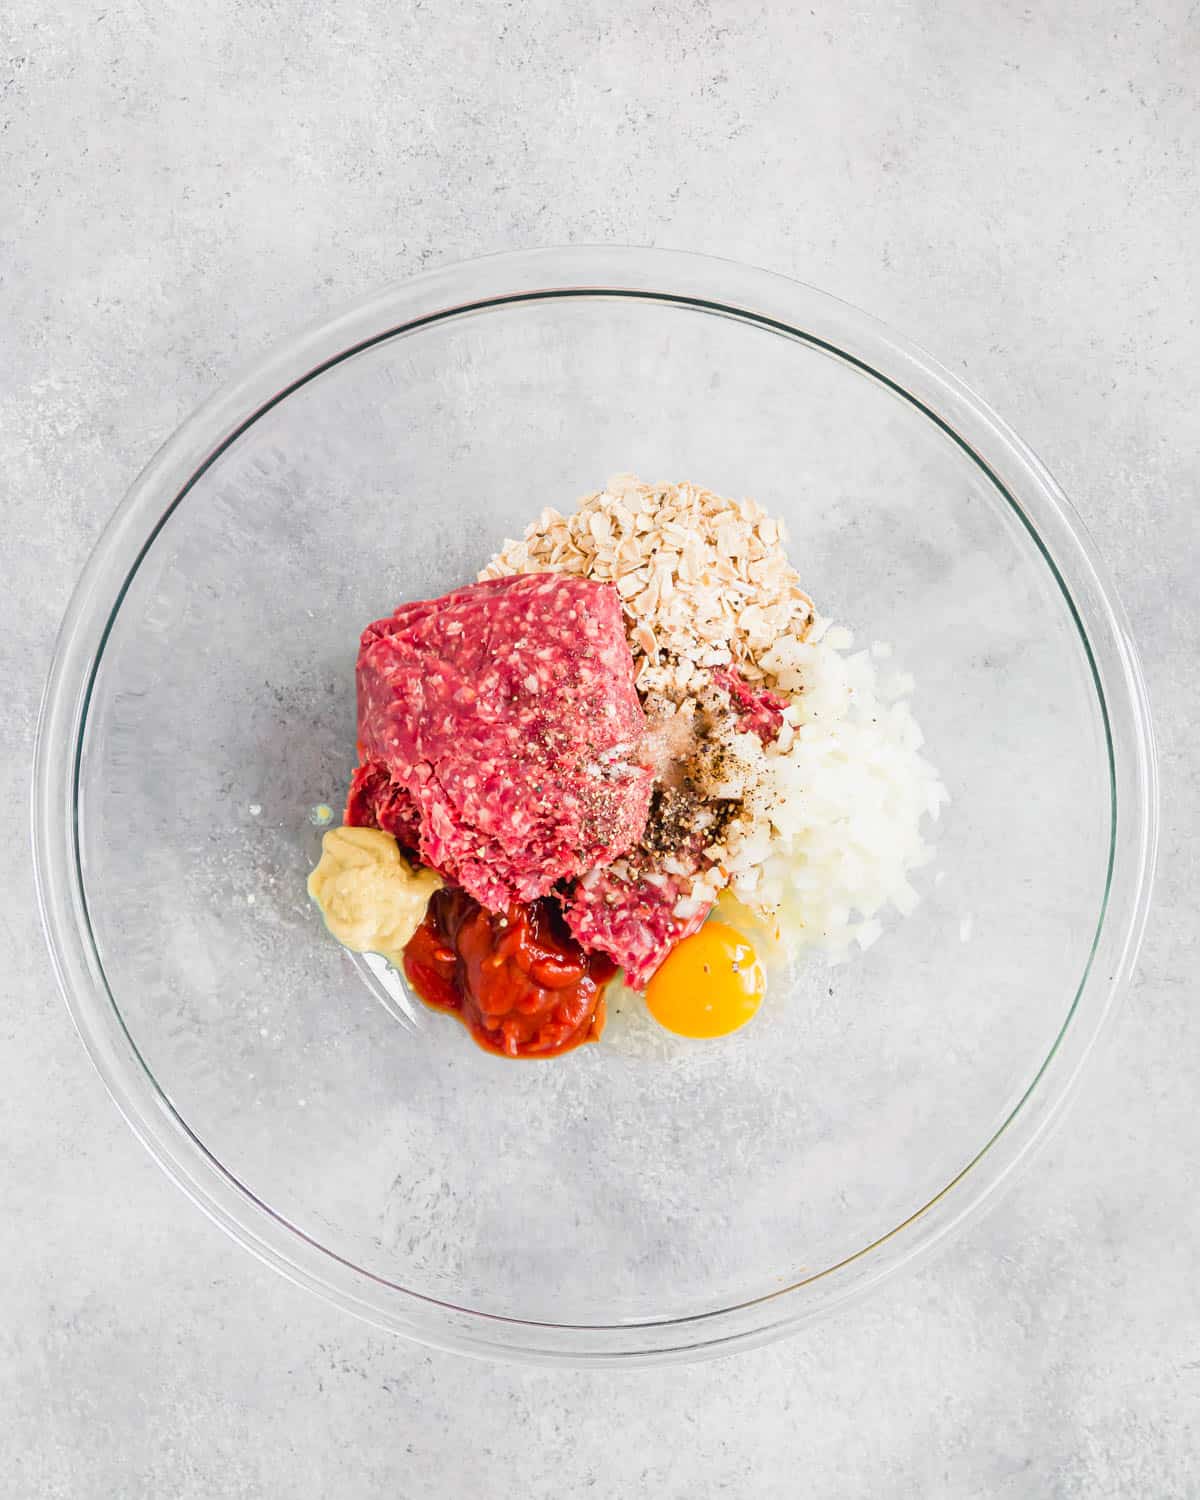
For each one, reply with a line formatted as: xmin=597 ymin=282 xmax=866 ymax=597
xmin=645 ymin=921 xmax=765 ymax=1039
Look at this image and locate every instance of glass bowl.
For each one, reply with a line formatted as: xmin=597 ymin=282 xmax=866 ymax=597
xmin=33 ymin=248 xmax=1157 ymax=1363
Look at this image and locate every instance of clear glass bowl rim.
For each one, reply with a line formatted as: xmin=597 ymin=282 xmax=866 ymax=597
xmin=32 ymin=247 xmax=1158 ymax=1365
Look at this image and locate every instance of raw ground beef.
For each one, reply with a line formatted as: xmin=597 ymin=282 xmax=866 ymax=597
xmin=561 ymin=667 xmax=785 ymax=985
xmin=710 ymin=667 xmax=789 ymax=744
xmin=346 ymin=574 xmax=653 ymax=911
xmin=561 ymin=852 xmax=711 ymax=991
xmin=344 ymin=759 xmax=424 ymax=851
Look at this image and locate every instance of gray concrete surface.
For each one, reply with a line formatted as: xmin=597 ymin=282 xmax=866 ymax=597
xmin=3 ymin=0 xmax=1198 ymax=1494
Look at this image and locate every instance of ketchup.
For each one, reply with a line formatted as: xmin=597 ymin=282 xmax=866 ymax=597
xmin=403 ymin=888 xmax=615 ymax=1058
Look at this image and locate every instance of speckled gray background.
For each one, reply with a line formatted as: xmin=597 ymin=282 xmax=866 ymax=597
xmin=3 ymin=1 xmax=1198 ymax=1494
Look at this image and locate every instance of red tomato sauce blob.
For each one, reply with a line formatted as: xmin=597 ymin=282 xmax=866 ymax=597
xmin=403 ymin=888 xmax=615 ymax=1058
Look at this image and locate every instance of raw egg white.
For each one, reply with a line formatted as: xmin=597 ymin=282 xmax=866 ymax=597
xmin=645 ymin=921 xmax=765 ymax=1039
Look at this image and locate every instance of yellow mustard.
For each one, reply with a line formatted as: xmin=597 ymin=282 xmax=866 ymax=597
xmin=307 ymin=826 xmax=442 ymax=965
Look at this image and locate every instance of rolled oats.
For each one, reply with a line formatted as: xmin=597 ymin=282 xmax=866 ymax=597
xmin=481 ymin=474 xmax=814 ymax=693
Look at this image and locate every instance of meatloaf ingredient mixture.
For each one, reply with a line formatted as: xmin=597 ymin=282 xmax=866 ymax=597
xmin=347 ymin=573 xmax=652 ymax=911
xmin=311 ymin=474 xmax=945 ymax=1056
